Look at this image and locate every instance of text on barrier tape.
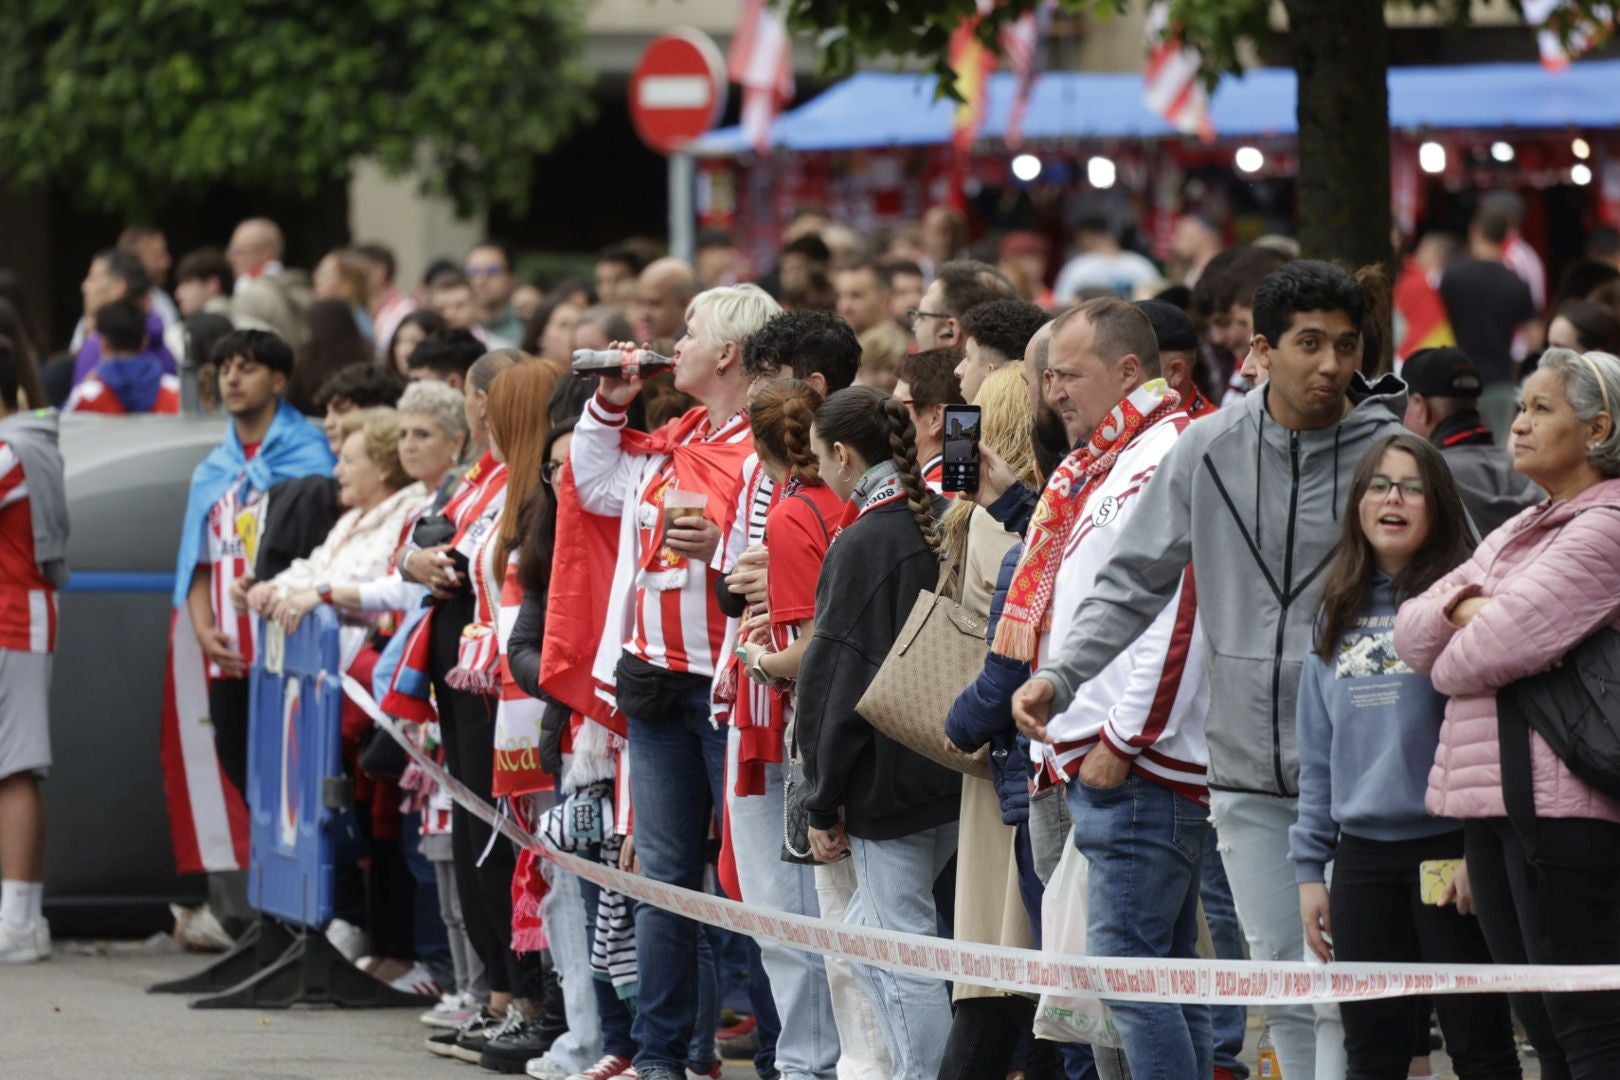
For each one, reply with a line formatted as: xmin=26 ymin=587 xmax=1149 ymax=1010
xmin=342 ymin=676 xmax=1620 ymax=1006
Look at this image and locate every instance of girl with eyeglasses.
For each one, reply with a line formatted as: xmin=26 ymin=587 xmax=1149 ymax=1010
xmin=1291 ymin=433 xmax=1520 ymax=1079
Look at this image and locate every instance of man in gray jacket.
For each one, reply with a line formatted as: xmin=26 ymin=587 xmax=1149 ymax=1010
xmin=1401 ymin=346 xmax=1541 ymax=537
xmin=1014 ymin=261 xmax=1405 ymax=1080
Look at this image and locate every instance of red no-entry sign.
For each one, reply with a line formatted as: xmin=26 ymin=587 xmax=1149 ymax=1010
xmin=629 ymin=30 xmax=728 ymax=155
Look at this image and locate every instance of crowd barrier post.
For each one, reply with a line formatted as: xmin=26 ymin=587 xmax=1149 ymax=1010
xmin=156 ymin=608 xmax=428 ymax=1009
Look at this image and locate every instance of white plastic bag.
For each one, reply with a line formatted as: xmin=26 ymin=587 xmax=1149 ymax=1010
xmin=1032 ymin=830 xmax=1124 ymax=1048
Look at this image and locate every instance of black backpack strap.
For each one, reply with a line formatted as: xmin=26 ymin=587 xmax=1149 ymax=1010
xmin=1497 ymin=685 xmax=1541 ymax=863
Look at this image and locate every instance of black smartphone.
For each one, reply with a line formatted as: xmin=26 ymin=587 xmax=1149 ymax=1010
xmin=941 ymin=404 xmax=981 ymax=494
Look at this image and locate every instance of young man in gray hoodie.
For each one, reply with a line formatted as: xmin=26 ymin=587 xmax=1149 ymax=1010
xmin=1014 ymin=261 xmax=1406 ymax=1080
xmin=0 ymin=337 xmax=69 ymax=964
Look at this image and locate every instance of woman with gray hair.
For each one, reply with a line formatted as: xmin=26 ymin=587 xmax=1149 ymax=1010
xmin=396 ymin=379 xmax=470 ymax=499
xmin=1396 ymin=347 xmax=1620 ymax=1079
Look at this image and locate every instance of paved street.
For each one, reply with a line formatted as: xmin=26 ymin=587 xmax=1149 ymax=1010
xmin=0 ymin=937 xmax=1542 ymax=1079
xmin=0 ymin=937 xmax=761 ymax=1080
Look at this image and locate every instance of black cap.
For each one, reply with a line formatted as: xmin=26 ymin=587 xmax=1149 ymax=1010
xmin=1134 ymin=299 xmax=1200 ymax=353
xmin=1402 ymin=347 xmax=1482 ymax=398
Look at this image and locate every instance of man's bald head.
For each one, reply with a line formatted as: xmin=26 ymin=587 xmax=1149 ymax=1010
xmin=228 ymin=217 xmax=284 ymax=279
xmin=638 ymin=257 xmax=700 ymax=341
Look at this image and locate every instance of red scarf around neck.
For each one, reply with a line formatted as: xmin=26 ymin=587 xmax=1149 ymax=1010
xmin=992 ymin=380 xmax=1182 ymax=662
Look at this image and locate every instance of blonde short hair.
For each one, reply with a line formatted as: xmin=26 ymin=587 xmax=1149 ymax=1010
xmin=685 ymin=284 xmax=782 ymax=349
xmin=340 ymin=406 xmax=410 ymax=490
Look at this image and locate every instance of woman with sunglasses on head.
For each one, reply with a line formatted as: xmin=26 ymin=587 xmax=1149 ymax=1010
xmin=1292 ymin=433 xmax=1520 ymax=1080
xmin=795 ymin=385 xmax=961 ymax=1080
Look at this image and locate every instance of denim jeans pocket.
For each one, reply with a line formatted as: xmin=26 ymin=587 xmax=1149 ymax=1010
xmin=1073 ymin=772 xmax=1135 ymax=802
xmin=1170 ymin=794 xmax=1212 ymax=863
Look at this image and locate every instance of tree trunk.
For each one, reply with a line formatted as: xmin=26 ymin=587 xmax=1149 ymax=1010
xmin=1283 ymin=0 xmax=1392 ymax=272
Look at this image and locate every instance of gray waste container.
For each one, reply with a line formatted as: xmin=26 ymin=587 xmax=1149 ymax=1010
xmin=44 ymin=413 xmax=227 ymax=934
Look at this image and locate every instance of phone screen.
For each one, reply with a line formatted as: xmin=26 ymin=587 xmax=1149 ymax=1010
xmin=941 ymin=404 xmax=981 ymax=494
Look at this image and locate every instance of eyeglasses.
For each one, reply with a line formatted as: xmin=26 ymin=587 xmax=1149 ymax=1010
xmin=906 ymin=308 xmax=951 ymax=329
xmin=1367 ymin=476 xmax=1424 ymax=498
xmin=541 ymin=459 xmax=565 ymax=486
xmin=464 ymin=264 xmax=506 ymax=278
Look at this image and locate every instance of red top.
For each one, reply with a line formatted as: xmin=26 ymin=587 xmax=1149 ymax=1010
xmin=765 ymin=482 xmax=847 ymax=629
xmin=64 ymin=373 xmax=181 ymax=415
xmin=0 ymin=441 xmax=55 ymax=653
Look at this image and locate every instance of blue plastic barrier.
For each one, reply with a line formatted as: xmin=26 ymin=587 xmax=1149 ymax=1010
xmin=154 ymin=606 xmax=426 ymax=1008
xmin=245 ymin=606 xmax=347 ymax=930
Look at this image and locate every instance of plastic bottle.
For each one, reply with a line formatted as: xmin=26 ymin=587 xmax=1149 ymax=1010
xmin=1257 ymin=1027 xmax=1282 ymax=1078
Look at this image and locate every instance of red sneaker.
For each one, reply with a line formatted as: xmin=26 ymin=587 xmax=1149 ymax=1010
xmin=1212 ymin=1069 xmax=1241 ymax=1080
xmin=714 ymin=1013 xmax=757 ymax=1042
xmin=685 ymin=1062 xmax=722 ymax=1079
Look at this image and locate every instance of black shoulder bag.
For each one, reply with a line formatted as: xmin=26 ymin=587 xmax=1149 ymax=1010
xmin=1497 ymin=626 xmax=1620 ymax=859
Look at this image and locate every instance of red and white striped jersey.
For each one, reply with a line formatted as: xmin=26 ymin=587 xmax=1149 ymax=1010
xmin=64 ymin=373 xmax=181 ymax=415
xmin=573 ymin=393 xmax=752 ymax=681
xmin=201 ymin=447 xmax=267 ymax=678
xmin=1032 ymin=413 xmax=1211 ymax=805
xmin=922 ymin=453 xmax=945 ymax=496
xmin=0 ymin=441 xmax=56 ymax=653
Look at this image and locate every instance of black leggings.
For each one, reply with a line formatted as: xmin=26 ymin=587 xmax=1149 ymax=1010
xmin=208 ymin=676 xmax=251 ymax=798
xmin=430 ymin=599 xmax=541 ymax=998
xmin=1465 ymin=817 xmax=1620 ymax=1080
xmin=1328 ymin=832 xmax=1519 ymax=1080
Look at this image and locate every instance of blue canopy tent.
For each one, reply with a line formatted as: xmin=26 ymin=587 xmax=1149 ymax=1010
xmin=694 ymin=60 xmax=1620 ymax=154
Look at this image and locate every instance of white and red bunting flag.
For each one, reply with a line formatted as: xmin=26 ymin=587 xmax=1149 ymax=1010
xmin=728 ymin=0 xmax=796 ymax=152
xmin=1143 ymin=1 xmax=1215 ymax=143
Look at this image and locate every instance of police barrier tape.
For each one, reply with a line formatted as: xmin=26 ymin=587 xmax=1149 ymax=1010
xmin=344 ymin=675 xmax=1620 ymax=1006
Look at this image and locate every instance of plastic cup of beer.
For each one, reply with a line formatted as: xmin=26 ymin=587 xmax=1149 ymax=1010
xmin=660 ymin=489 xmax=708 ymax=562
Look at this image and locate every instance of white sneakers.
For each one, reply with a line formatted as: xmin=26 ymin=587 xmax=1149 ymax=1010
xmin=420 ymin=990 xmax=482 ymax=1029
xmin=0 ymin=918 xmax=49 ymax=964
xmin=323 ymin=917 xmax=369 ymax=963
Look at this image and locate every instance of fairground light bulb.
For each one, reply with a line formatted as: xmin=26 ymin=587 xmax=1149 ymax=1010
xmin=1419 ymin=142 xmax=1447 ymax=174
xmin=1573 ymin=163 xmax=1594 ymax=186
xmin=1491 ymin=141 xmax=1515 ymax=163
xmin=1011 ymin=154 xmax=1042 ymax=182
xmin=1235 ymin=146 xmax=1264 ymax=174
xmin=1087 ymin=155 xmax=1117 ymax=189
xmin=1573 ymin=138 xmax=1592 ymax=160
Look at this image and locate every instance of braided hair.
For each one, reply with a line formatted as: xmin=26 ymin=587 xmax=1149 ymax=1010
xmin=750 ymin=378 xmax=824 ymax=485
xmin=814 ymin=385 xmax=940 ymax=550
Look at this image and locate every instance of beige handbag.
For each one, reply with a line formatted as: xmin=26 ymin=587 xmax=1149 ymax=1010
xmin=855 ymin=556 xmax=992 ymax=780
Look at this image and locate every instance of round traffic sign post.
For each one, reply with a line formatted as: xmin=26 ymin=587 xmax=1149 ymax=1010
xmin=629 ymin=29 xmax=728 ymax=155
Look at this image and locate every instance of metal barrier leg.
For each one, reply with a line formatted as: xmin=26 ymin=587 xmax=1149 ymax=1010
xmin=147 ymin=918 xmax=292 ymax=994
xmin=190 ymin=924 xmax=435 ymax=1009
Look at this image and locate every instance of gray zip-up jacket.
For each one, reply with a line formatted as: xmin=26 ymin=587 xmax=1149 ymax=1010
xmin=1034 ymin=373 xmax=1406 ymax=795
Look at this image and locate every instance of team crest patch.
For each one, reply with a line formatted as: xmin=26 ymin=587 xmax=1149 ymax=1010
xmin=1092 ymin=495 xmax=1119 ymax=528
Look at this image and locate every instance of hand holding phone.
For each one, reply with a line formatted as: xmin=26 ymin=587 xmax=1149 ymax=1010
xmin=941 ymin=404 xmax=981 ymax=494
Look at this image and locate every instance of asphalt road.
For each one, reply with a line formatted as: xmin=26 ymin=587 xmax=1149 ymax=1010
xmin=0 ymin=937 xmax=1538 ymax=1080
xmin=0 ymin=937 xmax=757 ymax=1080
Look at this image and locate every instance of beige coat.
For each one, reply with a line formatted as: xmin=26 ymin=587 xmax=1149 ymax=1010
xmin=949 ymin=507 xmax=1035 ymax=1001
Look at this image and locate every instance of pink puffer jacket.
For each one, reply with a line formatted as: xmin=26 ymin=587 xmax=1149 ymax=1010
xmin=1394 ymin=477 xmax=1620 ymax=822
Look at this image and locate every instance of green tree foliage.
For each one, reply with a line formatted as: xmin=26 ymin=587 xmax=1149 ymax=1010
xmin=0 ymin=0 xmax=595 ymax=214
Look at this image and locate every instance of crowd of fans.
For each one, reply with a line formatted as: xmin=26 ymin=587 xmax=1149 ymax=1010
xmin=2 ymin=197 xmax=1620 ymax=1080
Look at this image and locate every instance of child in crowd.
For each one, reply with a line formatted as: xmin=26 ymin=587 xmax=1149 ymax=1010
xmin=1292 ymin=433 xmax=1520 ymax=1079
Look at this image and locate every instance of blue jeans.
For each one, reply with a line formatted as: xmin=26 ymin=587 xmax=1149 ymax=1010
xmin=1069 ymin=775 xmax=1212 ymax=1080
xmin=626 ymin=689 xmax=730 ymax=1072
xmin=579 ymin=868 xmax=636 ymax=1060
xmin=1201 ymin=829 xmax=1249 ymax=1079
xmin=846 ymin=823 xmax=959 ymax=1080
